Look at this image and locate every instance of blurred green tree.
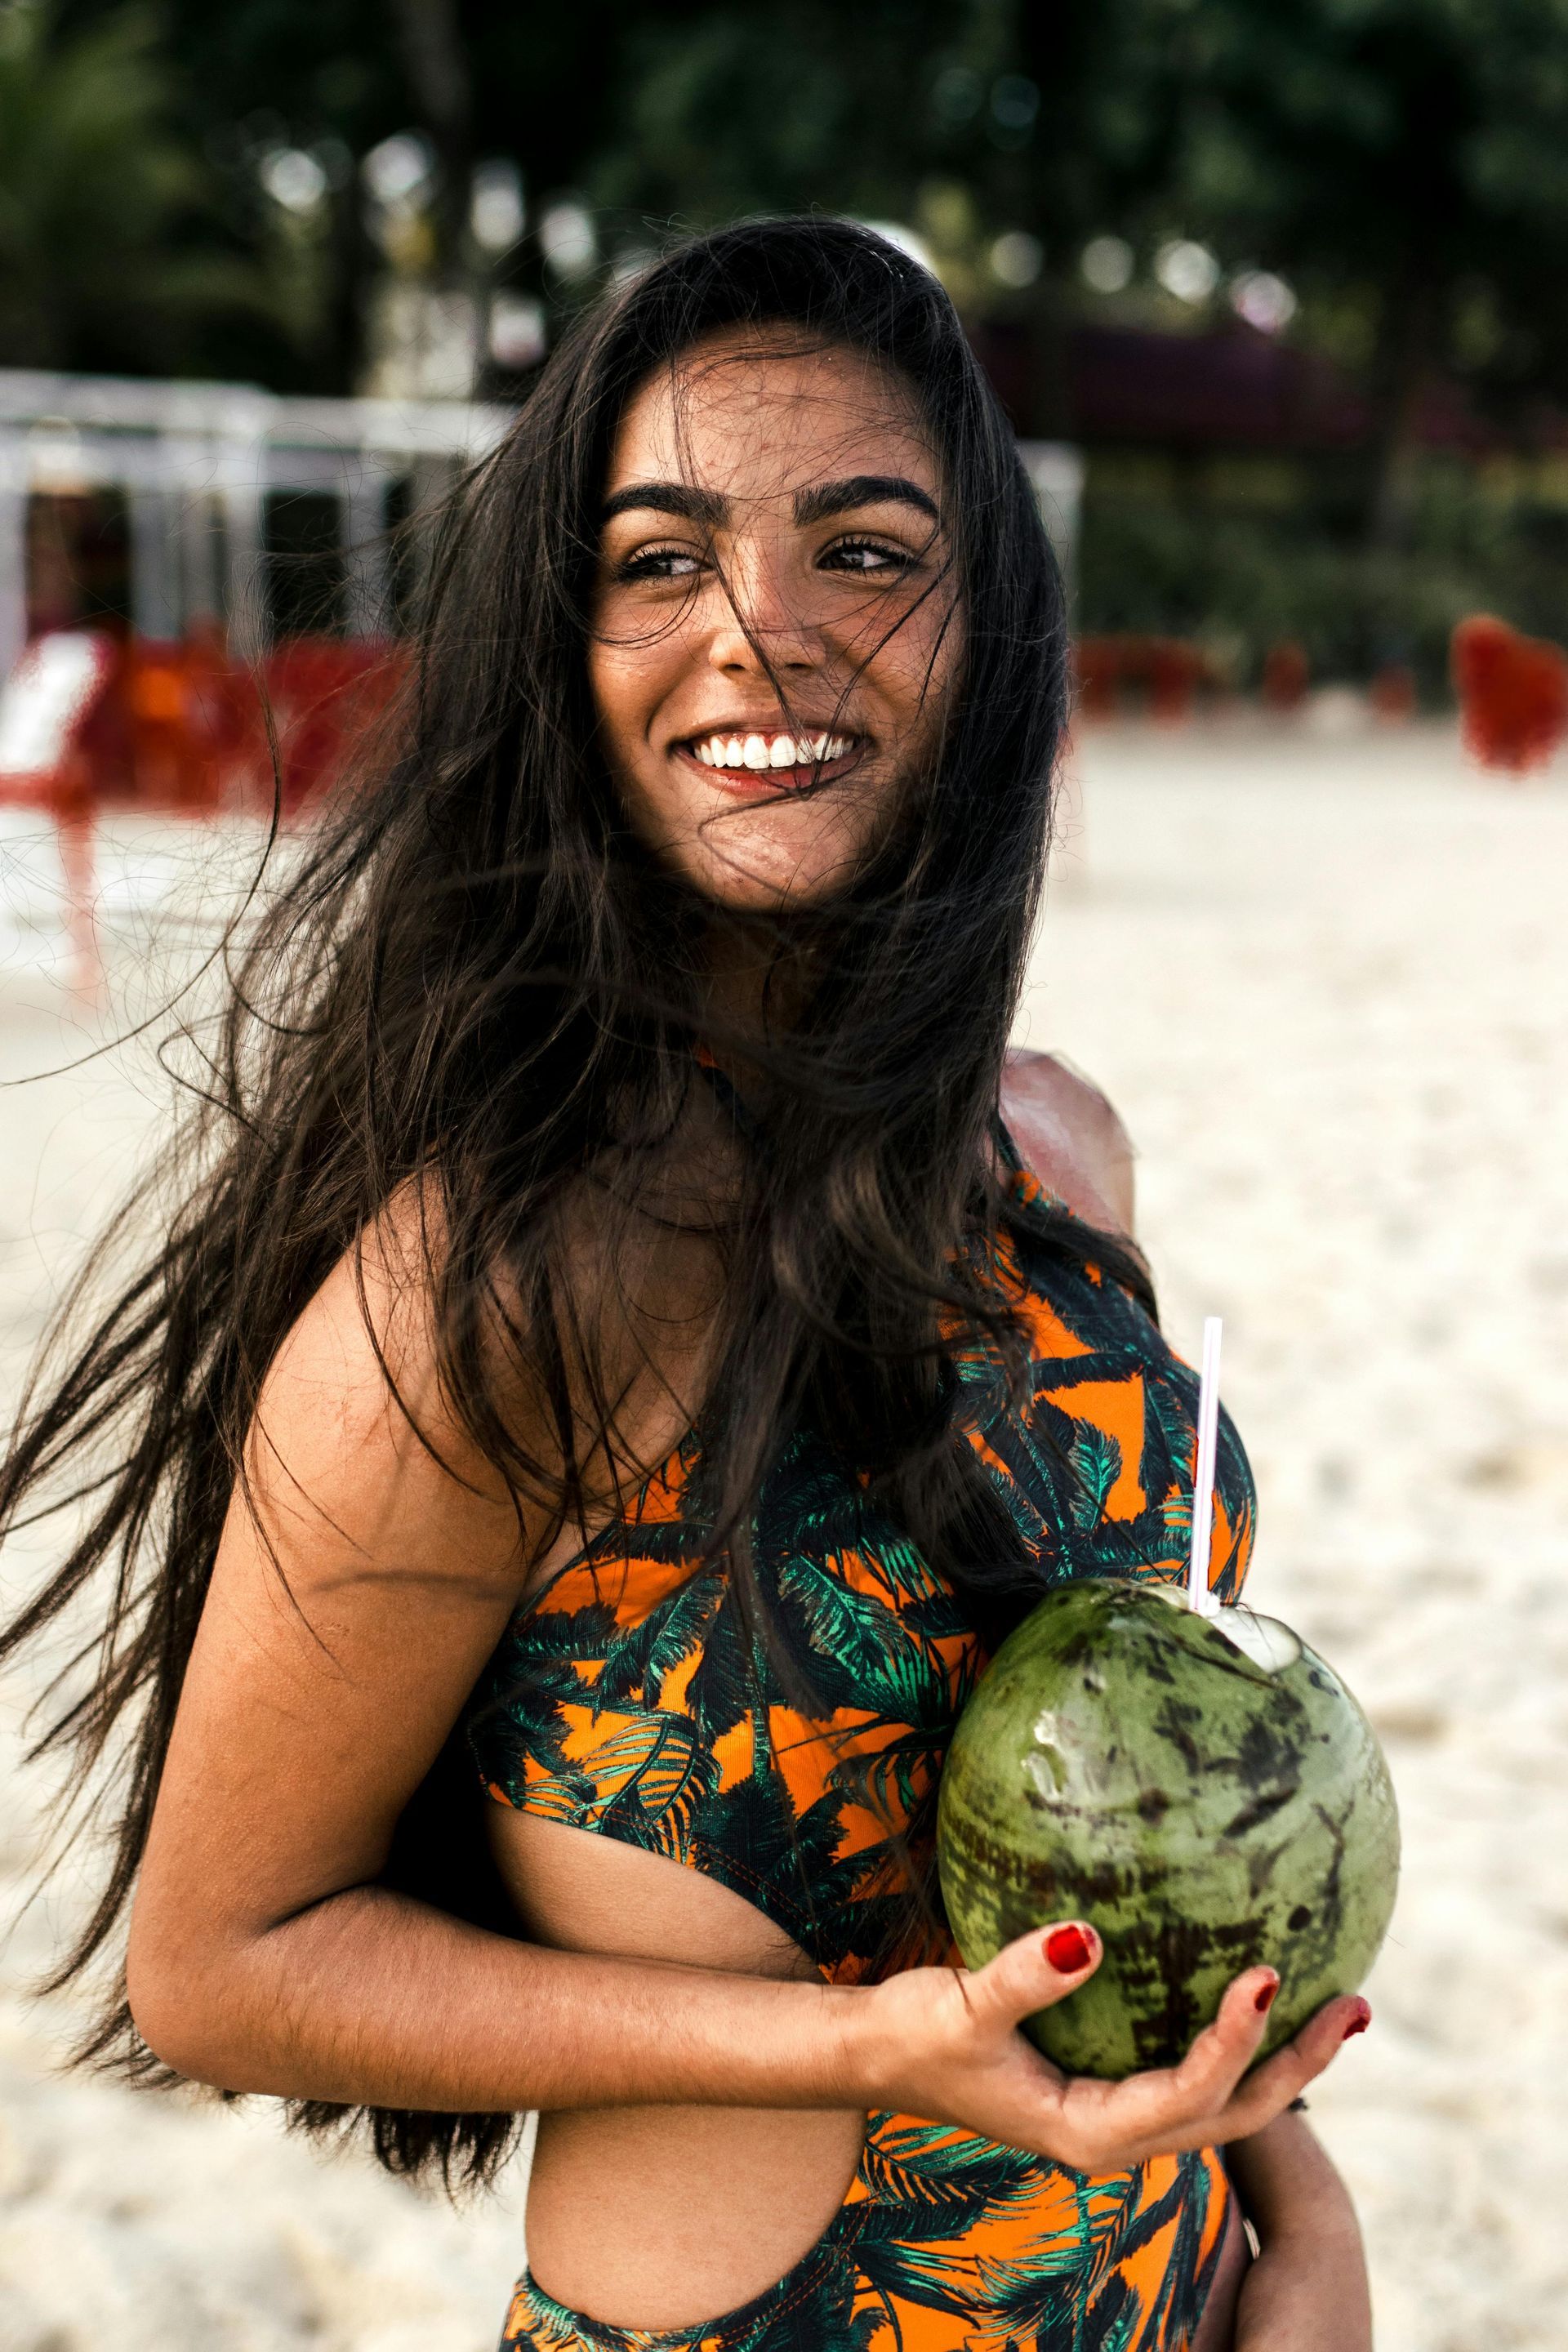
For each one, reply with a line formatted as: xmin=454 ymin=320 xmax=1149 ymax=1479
xmin=40 ymin=0 xmax=1166 ymax=395
xmin=31 ymin=0 xmax=1568 ymax=501
xmin=584 ymin=2 xmax=977 ymax=225
xmin=0 ymin=0 xmax=273 ymax=373
xmin=1147 ymin=0 xmax=1568 ymax=541
xmin=389 ymin=0 xmax=472 ymax=288
xmin=53 ymin=0 xmax=677 ymax=386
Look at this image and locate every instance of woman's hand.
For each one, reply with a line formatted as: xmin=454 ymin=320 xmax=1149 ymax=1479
xmin=844 ymin=1920 xmax=1371 ymax=2174
xmin=1227 ymin=2109 xmax=1374 ymax=2352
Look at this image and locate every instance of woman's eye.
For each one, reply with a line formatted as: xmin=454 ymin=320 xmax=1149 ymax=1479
xmin=820 ymin=537 xmax=913 ymax=576
xmin=615 ymin=545 xmax=704 ymax=581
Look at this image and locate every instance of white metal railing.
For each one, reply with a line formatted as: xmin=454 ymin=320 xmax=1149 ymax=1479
xmin=1 ymin=371 xmax=1084 ymax=675
xmin=0 ymin=368 xmax=515 ymax=670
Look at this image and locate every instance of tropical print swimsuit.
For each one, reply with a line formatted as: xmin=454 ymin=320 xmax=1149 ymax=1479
xmin=466 ymin=1159 xmax=1257 ymax=2352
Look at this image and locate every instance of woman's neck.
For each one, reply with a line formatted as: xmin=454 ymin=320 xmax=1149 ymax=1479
xmin=699 ymin=920 xmax=815 ymax=1076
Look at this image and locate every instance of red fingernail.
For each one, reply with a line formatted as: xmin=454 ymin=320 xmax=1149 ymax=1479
xmin=1045 ymin=1924 xmax=1092 ymax=1973
xmin=1254 ymin=1976 xmax=1279 ymax=2013
xmin=1343 ymin=2001 xmax=1372 ymax=2040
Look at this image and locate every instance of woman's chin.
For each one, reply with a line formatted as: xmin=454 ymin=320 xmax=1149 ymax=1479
xmin=661 ymin=817 xmax=873 ymax=912
xmin=681 ymin=856 xmax=858 ymax=913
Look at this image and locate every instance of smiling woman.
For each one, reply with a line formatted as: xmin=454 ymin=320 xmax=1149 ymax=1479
xmin=0 ymin=219 xmax=1370 ymax=2352
xmin=591 ymin=343 xmax=959 ymax=907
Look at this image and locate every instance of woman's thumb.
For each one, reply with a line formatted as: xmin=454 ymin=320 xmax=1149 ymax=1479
xmin=968 ymin=1920 xmax=1101 ymax=2027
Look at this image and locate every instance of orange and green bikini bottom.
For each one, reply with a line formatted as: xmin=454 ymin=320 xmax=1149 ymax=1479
xmin=499 ymin=2112 xmax=1232 ymax=2352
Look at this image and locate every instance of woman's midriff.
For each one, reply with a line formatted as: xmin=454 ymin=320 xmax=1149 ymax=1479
xmin=527 ymin=2106 xmax=868 ymax=2327
xmin=488 ymin=1810 xmax=870 ymax=2330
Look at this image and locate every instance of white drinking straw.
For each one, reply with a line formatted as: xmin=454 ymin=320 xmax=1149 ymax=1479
xmin=1187 ymin=1316 xmax=1224 ymax=1615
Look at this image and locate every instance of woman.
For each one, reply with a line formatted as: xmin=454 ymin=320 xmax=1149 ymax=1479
xmin=1 ymin=220 xmax=1373 ymax=2350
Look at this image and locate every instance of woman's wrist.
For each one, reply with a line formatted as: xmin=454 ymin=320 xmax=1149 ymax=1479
xmin=1225 ymin=2109 xmax=1362 ymax=2247
xmin=822 ymin=1978 xmax=893 ymax=2113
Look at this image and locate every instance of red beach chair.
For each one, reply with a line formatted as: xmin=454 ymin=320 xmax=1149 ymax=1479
xmin=1451 ymin=616 xmax=1568 ymax=775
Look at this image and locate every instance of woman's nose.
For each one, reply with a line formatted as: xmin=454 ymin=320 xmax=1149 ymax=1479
xmin=705 ymin=549 xmax=825 ymax=674
xmin=706 ymin=610 xmax=820 ymax=674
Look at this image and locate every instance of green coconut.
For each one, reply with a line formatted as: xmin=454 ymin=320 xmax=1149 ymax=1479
xmin=937 ymin=1578 xmax=1399 ymax=2078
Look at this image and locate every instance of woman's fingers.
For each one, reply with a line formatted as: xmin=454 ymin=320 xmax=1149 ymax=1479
xmin=964 ymin=1920 xmax=1102 ymax=2029
xmin=1064 ymin=1986 xmax=1373 ymax=2169
xmin=1047 ymin=1965 xmax=1281 ymax=2163
xmin=1198 ymin=1993 xmax=1372 ymax=2145
xmin=948 ymin=1939 xmax=1372 ymax=2177
xmin=1160 ymin=1965 xmax=1285 ymax=2116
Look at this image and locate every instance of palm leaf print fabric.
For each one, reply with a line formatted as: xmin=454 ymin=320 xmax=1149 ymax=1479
xmin=497 ymin=2114 xmax=1225 ymax=2352
xmin=469 ymin=1169 xmax=1255 ymax=2351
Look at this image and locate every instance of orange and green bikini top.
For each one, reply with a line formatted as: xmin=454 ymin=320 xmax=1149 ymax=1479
xmin=465 ymin=1162 xmax=1255 ymax=1982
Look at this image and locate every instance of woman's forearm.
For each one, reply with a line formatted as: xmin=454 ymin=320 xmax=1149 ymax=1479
xmin=131 ymin=1888 xmax=1365 ymax=2174
xmin=135 ymin=1883 xmax=862 ymax=2114
xmin=1227 ymin=2109 xmax=1373 ymax=2352
xmin=1226 ymin=2109 xmax=1364 ymax=2247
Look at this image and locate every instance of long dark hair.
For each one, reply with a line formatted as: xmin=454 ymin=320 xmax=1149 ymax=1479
xmin=0 ymin=216 xmax=1152 ymax=2186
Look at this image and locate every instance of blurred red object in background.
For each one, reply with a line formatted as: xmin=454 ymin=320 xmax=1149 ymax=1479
xmin=1145 ymin=639 xmax=1207 ymax=724
xmin=1 ymin=629 xmax=408 ymax=822
xmin=1261 ymin=640 xmax=1309 ymax=710
xmin=0 ymin=628 xmax=408 ymax=991
xmin=1074 ymin=635 xmax=1222 ymax=722
xmin=260 ymin=639 xmax=408 ymax=812
xmin=1450 ymin=615 xmax=1568 ymax=774
xmin=1073 ymin=636 xmax=1120 ymax=719
xmin=0 ymin=632 xmax=122 ymax=817
xmin=127 ymin=637 xmax=242 ymax=813
xmin=1369 ymin=663 xmax=1416 ymax=724
xmin=0 ymin=633 xmax=125 ymax=991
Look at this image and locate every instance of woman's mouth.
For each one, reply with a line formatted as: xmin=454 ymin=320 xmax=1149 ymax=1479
xmin=674 ymin=728 xmax=866 ymax=791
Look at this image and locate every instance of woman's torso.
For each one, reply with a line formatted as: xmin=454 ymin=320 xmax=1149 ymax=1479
xmin=467 ymin=1148 xmax=1257 ymax=2334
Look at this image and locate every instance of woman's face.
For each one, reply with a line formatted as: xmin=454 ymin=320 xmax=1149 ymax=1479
xmin=589 ymin=331 xmax=960 ymax=910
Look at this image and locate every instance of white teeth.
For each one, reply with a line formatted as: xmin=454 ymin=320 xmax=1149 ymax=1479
xmin=690 ymin=729 xmax=856 ymax=768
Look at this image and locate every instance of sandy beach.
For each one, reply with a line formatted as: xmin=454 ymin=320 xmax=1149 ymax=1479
xmin=2 ymin=716 xmax=1565 ymax=2350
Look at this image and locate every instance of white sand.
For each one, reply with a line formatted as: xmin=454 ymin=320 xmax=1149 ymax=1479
xmin=2 ymin=722 xmax=1565 ymax=2348
xmin=1031 ymin=720 xmax=1568 ymax=2350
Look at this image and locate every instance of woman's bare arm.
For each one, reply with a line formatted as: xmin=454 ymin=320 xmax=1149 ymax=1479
xmin=1227 ymin=2111 xmax=1374 ymax=2350
xmin=127 ymin=1224 xmax=1361 ymax=2158
xmin=125 ymin=1229 xmax=852 ymax=2112
xmin=1000 ymin=1049 xmax=1136 ymax=1235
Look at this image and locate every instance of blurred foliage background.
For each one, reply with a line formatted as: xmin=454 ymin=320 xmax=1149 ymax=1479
xmin=7 ymin=0 xmax=1568 ymax=688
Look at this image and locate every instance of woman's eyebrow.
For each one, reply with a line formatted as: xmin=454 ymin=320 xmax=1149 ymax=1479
xmin=793 ymin=474 xmax=940 ymax=526
xmin=600 ymin=481 xmax=728 ymax=526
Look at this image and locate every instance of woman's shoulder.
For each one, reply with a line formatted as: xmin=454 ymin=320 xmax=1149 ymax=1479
xmin=250 ymin=1180 xmax=532 ymax=1557
xmin=265 ymin=1178 xmax=450 ymax=1427
xmin=999 ymin=1049 xmax=1135 ymax=1237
